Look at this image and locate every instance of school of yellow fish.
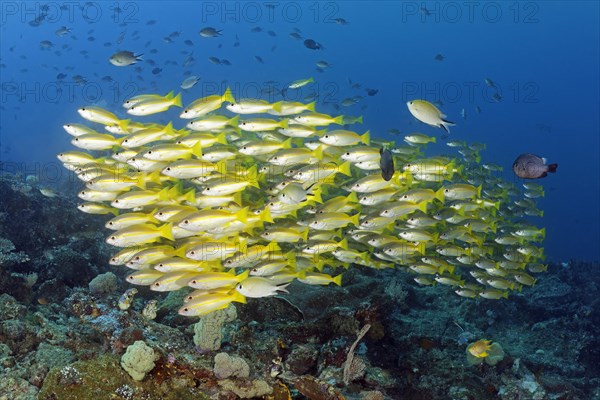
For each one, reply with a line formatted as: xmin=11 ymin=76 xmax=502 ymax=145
xmin=58 ymin=86 xmax=548 ymax=317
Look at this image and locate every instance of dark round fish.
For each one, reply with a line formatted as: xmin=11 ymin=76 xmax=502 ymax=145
xmin=380 ymin=147 xmax=395 ymax=181
xmin=304 ymin=39 xmax=322 ymax=50
xmin=512 ymin=153 xmax=558 ymax=179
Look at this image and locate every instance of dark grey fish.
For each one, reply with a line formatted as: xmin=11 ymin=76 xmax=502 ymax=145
xmin=380 ymin=147 xmax=395 ymax=181
xmin=304 ymin=39 xmax=323 ymax=50
xmin=512 ymin=154 xmax=558 ymax=179
xmin=199 ymin=27 xmax=222 ymax=38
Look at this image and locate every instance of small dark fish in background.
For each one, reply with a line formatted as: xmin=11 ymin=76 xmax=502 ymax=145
xmin=380 ymin=147 xmax=395 ymax=181
xmin=512 ymin=153 xmax=558 ymax=179
xmin=304 ymin=39 xmax=323 ymax=50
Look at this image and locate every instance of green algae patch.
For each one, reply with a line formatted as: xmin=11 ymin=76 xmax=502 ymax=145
xmin=38 ymin=354 xmax=211 ymax=400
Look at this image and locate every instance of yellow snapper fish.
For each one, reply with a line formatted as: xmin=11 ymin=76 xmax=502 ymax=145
xmin=319 ymin=130 xmax=370 ymax=146
xmin=406 ymin=100 xmax=455 ymax=133
xmin=63 ymin=123 xmax=99 ymax=137
xmin=77 ymin=106 xmax=120 ymax=125
xmin=127 ymin=92 xmax=183 ymax=116
xmin=60 ymin=79 xmax=550 ymax=319
xmin=106 ymin=223 xmax=173 ymax=247
xmin=226 ymin=99 xmax=281 ymax=114
xmin=178 ymin=291 xmax=246 ymax=317
xmin=180 ymin=87 xmax=235 ymax=119
xmin=235 ymin=277 xmax=290 ymax=297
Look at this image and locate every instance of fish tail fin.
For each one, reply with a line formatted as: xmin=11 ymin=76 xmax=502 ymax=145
xmin=333 ymin=274 xmax=343 ymax=286
xmin=222 ymin=87 xmax=235 ymax=104
xmin=306 ymin=101 xmax=316 ymax=112
xmin=215 ymin=132 xmax=228 ymax=145
xmin=338 ymin=160 xmax=352 ymax=177
xmin=228 ymin=115 xmax=240 ymax=126
xmin=271 ymin=101 xmax=282 ymax=113
xmin=191 ymin=142 xmax=203 ymax=158
xmin=259 ymin=207 xmax=274 ymax=224
xmin=159 ymin=186 xmax=173 ymax=202
xmin=232 ymin=192 xmax=243 ymax=206
xmin=279 ymin=119 xmax=289 ymax=129
xmin=313 ymin=145 xmax=323 ymax=160
xmin=232 ymin=291 xmax=247 ymax=304
xmin=440 ymin=119 xmax=455 ymax=133
xmin=351 ymin=214 xmax=360 ymax=227
xmin=338 ymin=238 xmax=348 ymax=250
xmin=118 ymin=119 xmax=131 ymax=132
xmin=281 ymin=138 xmax=293 ymax=149
xmin=159 ymin=223 xmax=174 ymax=241
xmin=182 ymin=189 xmax=196 ymax=204
xmin=435 ymin=187 xmax=446 ymax=202
xmin=310 ymin=185 xmax=323 ymax=204
xmin=333 ymin=115 xmax=344 ymax=125
xmin=236 ymin=207 xmax=248 ymax=224
xmin=214 ymin=159 xmax=228 ymax=175
xmin=301 ymin=229 xmax=309 ymax=242
xmin=172 ymin=92 xmax=183 ymax=108
xmin=356 ymin=115 xmax=363 ymax=124
xmin=347 ymin=191 xmax=358 ymax=203
xmin=361 ymin=130 xmax=370 ymax=145
xmin=547 ymin=163 xmax=558 ymax=173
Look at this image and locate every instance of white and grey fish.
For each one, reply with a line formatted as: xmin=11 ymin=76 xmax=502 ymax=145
xmin=109 ymin=51 xmax=142 ymax=66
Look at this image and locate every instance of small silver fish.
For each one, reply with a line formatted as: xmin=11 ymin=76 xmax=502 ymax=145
xmin=109 ymin=51 xmax=142 ymax=67
xmin=512 ymin=153 xmax=558 ymax=179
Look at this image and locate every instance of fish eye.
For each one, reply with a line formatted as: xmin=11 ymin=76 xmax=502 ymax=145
xmin=154 ymin=282 xmax=160 ymax=286
xmin=183 ymin=308 xmax=188 ymax=312
xmin=264 ymin=232 xmax=270 ymax=236
xmin=110 ymin=236 xmax=116 ymax=240
xmin=166 ymin=168 xmax=171 ymax=171
xmin=205 ymin=188 xmax=210 ymax=191
xmin=183 ymin=220 xmax=189 ymax=224
xmin=108 ymin=222 xmax=113 ymax=225
xmin=190 ymin=251 xmax=195 ymax=255
xmin=81 ymin=107 xmax=86 ymax=111
xmin=147 ymin=151 xmax=152 ymax=154
xmin=444 ymin=189 xmax=449 ymax=193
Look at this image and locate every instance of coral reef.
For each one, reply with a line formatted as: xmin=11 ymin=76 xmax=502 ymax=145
xmin=0 ymin=172 xmax=598 ymax=399
xmin=120 ymin=340 xmax=159 ymax=381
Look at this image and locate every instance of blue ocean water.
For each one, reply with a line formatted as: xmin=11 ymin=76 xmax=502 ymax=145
xmin=0 ymin=0 xmax=598 ymax=263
